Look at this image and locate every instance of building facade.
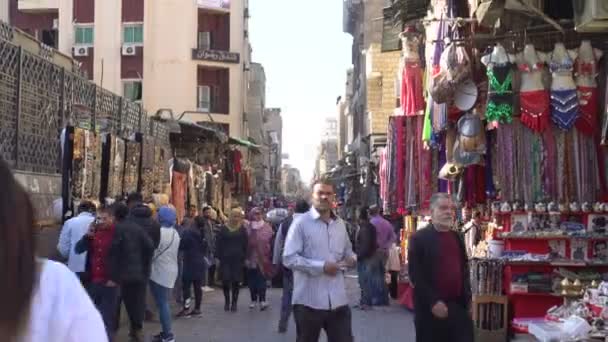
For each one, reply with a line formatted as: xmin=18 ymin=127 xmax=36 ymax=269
xmin=263 ymin=108 xmax=282 ymax=194
xmin=9 ymin=0 xmax=251 ymax=138
xmin=246 ymin=62 xmax=267 ymax=192
xmin=340 ymin=0 xmax=402 ymax=207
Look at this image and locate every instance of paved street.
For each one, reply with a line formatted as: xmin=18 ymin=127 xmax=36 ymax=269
xmin=117 ymin=275 xmax=416 ymax=342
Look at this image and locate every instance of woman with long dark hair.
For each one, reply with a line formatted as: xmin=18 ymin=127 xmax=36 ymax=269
xmin=0 ymin=157 xmax=107 ymax=341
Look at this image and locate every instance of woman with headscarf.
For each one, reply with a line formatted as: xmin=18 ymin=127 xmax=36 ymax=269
xmin=245 ymin=207 xmax=274 ymax=311
xmin=149 ymin=206 xmax=181 ymax=342
xmin=215 ymin=208 xmax=249 ymax=312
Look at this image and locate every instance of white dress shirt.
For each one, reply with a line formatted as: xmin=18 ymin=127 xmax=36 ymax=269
xmin=283 ymin=208 xmax=355 ymax=310
xmin=57 ymin=212 xmax=95 ymax=273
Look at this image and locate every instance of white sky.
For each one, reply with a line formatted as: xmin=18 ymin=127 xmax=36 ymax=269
xmin=249 ymin=0 xmax=352 ymax=182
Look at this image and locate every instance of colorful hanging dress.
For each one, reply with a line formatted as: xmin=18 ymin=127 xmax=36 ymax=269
xmin=518 ymin=60 xmax=551 ymax=132
xmin=485 ymin=57 xmax=514 ymax=124
xmin=549 ymin=53 xmax=579 ymax=130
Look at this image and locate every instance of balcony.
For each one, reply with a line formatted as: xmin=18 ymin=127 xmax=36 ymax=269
xmin=17 ymin=0 xmax=59 ymax=13
xmin=192 ymin=10 xmax=239 ymax=64
xmin=197 ymin=0 xmax=230 ymax=12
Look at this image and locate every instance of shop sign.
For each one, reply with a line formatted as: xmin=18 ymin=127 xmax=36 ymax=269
xmin=191 ymin=48 xmax=240 ymax=64
xmin=197 ymin=0 xmax=230 ymax=10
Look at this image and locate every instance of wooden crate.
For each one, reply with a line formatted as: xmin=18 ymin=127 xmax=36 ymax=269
xmin=473 ymin=295 xmax=509 ymax=342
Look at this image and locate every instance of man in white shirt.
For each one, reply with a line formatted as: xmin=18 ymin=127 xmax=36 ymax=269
xmin=283 ymin=179 xmax=356 ymax=342
xmin=57 ymin=201 xmax=96 ymax=284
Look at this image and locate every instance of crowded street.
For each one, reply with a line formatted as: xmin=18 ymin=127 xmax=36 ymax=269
xmin=2 ymin=0 xmax=608 ymax=341
xmin=116 ymin=275 xmax=414 ymax=342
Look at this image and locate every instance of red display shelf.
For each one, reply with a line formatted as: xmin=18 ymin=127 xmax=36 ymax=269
xmin=508 ymin=292 xmax=560 ymax=297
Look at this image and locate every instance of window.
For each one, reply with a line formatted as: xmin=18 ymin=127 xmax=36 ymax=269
xmin=198 ymin=32 xmax=211 ymax=50
xmin=123 ymin=24 xmax=143 ymax=44
xmin=123 ymin=80 xmax=142 ymax=102
xmin=75 ymin=26 xmax=94 ymax=45
xmin=197 ymin=85 xmax=211 ymax=111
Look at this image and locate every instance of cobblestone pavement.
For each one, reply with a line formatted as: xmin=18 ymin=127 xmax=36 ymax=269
xmin=116 ymin=274 xmax=416 ymax=342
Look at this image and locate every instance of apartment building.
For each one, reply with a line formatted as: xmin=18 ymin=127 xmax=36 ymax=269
xmin=263 ymin=108 xmax=282 ymax=194
xmin=9 ymin=0 xmax=251 ymax=138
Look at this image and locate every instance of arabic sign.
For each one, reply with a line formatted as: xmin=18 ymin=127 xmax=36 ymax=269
xmin=191 ymin=48 xmax=240 ymax=64
xmin=197 ymin=0 xmax=230 ymax=10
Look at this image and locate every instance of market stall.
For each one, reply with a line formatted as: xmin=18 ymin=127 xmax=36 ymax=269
xmin=381 ymin=0 xmax=608 ymax=338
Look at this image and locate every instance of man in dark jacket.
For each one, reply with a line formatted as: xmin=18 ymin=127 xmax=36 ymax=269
xmin=408 ymin=193 xmax=473 ymax=342
xmin=113 ymin=202 xmax=155 ymax=342
xmin=355 ymin=207 xmax=377 ymax=310
xmin=176 ymin=216 xmax=210 ymax=317
xmin=75 ymin=205 xmax=121 ymax=340
xmin=272 ymin=199 xmax=310 ymax=333
xmin=127 ymin=192 xmax=161 ymax=249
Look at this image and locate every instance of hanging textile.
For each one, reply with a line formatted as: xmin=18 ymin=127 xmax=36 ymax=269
xmin=71 ymin=128 xmax=102 ymax=202
xmin=106 ymin=136 xmax=125 ymax=199
xmin=172 ymin=171 xmax=187 ymax=224
xmin=123 ymin=141 xmax=141 ymax=195
xmin=140 ymin=136 xmax=156 ymax=202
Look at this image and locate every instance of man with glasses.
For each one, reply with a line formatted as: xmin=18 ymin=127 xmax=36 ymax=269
xmin=283 ymin=179 xmax=356 ymax=342
xmin=408 ymin=193 xmax=473 ymax=342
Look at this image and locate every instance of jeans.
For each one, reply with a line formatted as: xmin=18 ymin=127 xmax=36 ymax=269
xmin=278 ymin=270 xmax=293 ymax=330
xmin=149 ymin=280 xmax=173 ymax=336
xmin=293 ymin=305 xmax=353 ymax=342
xmin=247 ymin=267 xmax=267 ymax=302
xmin=88 ymin=282 xmax=119 ymax=341
xmin=182 ymin=278 xmax=203 ymax=310
xmin=357 ymin=260 xmax=371 ymax=306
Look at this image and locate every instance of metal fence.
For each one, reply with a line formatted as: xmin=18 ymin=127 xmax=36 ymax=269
xmin=0 ymin=22 xmax=169 ymax=175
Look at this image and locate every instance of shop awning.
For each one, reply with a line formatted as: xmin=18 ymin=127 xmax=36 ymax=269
xmin=228 ymin=137 xmax=262 ymax=153
xmin=175 ymin=121 xmax=228 ymax=143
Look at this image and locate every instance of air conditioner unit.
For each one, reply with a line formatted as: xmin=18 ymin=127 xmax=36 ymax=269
xmin=122 ymin=44 xmax=136 ymax=56
xmin=573 ymin=0 xmax=608 ymax=32
xmin=52 ymin=19 xmax=59 ymax=30
xmin=197 ymin=85 xmax=211 ymax=112
xmin=72 ymin=46 xmax=88 ymax=57
xmin=198 ymin=31 xmax=211 ymax=50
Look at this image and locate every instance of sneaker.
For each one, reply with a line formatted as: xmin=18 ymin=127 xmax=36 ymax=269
xmin=188 ymin=309 xmax=202 ymax=318
xmin=278 ymin=325 xmax=287 ymax=333
xmin=260 ymin=301 xmax=269 ymax=311
xmin=175 ymin=308 xmax=191 ymax=318
xmin=152 ymin=332 xmax=176 ymax=342
xmin=249 ymin=302 xmax=256 ymax=309
xmin=128 ymin=330 xmax=144 ymax=342
xmin=202 ymin=286 xmax=214 ymax=292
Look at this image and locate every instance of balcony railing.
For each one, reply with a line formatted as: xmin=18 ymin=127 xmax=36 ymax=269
xmin=192 ymin=47 xmax=240 ymax=64
xmin=17 ymin=0 xmax=59 ymax=12
xmin=197 ymin=0 xmax=230 ymax=12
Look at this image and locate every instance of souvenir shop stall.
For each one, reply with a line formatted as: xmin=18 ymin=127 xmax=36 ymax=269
xmin=168 ymin=120 xmax=254 ymax=224
xmin=64 ymin=96 xmax=172 ymax=214
xmin=380 ymin=0 xmax=608 ymax=339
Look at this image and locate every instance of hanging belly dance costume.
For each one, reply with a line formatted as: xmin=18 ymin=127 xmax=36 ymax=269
xmin=518 ymin=61 xmax=550 ymax=132
xmin=550 ymin=54 xmax=579 ymax=130
xmin=401 ymin=60 xmax=425 ymax=116
xmin=574 ymin=59 xmax=599 ymax=136
xmin=486 ymin=58 xmax=514 ymax=124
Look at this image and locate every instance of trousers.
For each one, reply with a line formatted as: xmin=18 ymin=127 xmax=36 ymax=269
xmin=182 ymin=278 xmax=203 ymax=310
xmin=247 ymin=267 xmax=267 ymax=302
xmin=149 ymin=280 xmax=173 ymax=336
xmin=117 ymin=281 xmax=146 ymax=333
xmin=293 ymin=305 xmax=353 ymax=342
xmin=88 ymin=282 xmax=120 ymax=341
xmin=278 ymin=270 xmax=293 ymax=330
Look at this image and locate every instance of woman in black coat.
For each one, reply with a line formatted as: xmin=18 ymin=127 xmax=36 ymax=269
xmin=176 ymin=216 xmax=210 ymax=317
xmin=215 ymin=208 xmax=248 ymax=312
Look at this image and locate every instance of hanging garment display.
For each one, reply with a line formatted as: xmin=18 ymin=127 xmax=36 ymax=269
xmin=71 ymin=128 xmax=102 ymax=202
xmin=123 ymin=141 xmax=141 ymax=195
xmin=140 ymin=136 xmax=156 ymax=202
xmin=400 ymin=27 xmax=425 ymax=116
xmin=517 ymin=44 xmax=551 ymax=132
xmin=573 ymin=41 xmax=602 ymax=136
xmin=485 ymin=61 xmax=514 ymax=124
xmin=172 ymin=170 xmax=187 ymax=224
xmin=549 ymin=43 xmax=579 ymax=130
xmin=106 ymin=136 xmax=125 ymax=199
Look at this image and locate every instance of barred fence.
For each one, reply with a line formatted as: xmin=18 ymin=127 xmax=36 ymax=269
xmin=0 ymin=22 xmax=169 ymax=175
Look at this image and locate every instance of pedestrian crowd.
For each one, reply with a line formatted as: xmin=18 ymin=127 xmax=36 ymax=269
xmin=0 ymin=152 xmax=473 ymax=342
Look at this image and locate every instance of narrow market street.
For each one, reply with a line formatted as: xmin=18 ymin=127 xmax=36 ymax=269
xmin=117 ymin=275 xmax=415 ymax=342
